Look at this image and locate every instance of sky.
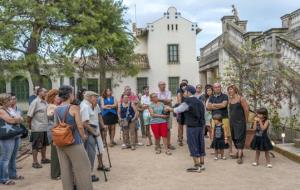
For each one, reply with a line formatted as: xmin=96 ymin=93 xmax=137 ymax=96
xmin=123 ymin=0 xmax=300 ymax=53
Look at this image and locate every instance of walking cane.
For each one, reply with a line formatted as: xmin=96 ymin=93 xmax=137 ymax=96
xmin=94 ymin=136 xmax=108 ymax=182
xmin=100 ymin=127 xmax=112 ymax=168
xmin=103 ymin=136 xmax=112 ymax=168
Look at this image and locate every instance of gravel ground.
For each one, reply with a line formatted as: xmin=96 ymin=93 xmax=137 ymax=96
xmin=3 ymin=126 xmax=300 ymax=190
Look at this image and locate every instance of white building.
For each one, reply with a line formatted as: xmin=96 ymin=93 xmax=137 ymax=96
xmin=0 ymin=7 xmax=201 ymax=109
xmin=113 ymin=6 xmax=201 ymax=96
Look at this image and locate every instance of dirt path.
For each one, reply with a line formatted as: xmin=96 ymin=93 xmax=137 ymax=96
xmin=3 ymin=126 xmax=300 ymax=190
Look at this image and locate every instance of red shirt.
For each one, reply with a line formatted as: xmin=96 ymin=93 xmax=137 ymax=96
xmin=120 ymin=93 xmax=139 ymax=104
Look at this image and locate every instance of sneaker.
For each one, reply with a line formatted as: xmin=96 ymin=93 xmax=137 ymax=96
xmin=131 ymin=146 xmax=136 ymax=151
xmin=168 ymin=145 xmax=176 ymax=150
xmin=137 ymin=142 xmax=144 ymax=146
xmin=214 ymin=157 xmax=218 ymax=160
xmin=97 ymin=165 xmax=110 ymax=172
xmin=252 ymin=162 xmax=258 ymax=166
xmin=178 ymin=141 xmax=184 ymax=146
xmin=221 ymin=156 xmax=226 ymax=160
xmin=186 ymin=166 xmax=201 ymax=173
xmin=197 ymin=165 xmax=206 ymax=171
xmin=91 ymin=175 xmax=99 ymax=182
xmin=121 ymin=144 xmax=127 ymax=149
xmin=266 ymin=164 xmax=272 ymax=168
xmin=41 ymin=159 xmax=51 ymax=164
xmin=237 ymin=158 xmax=243 ymax=164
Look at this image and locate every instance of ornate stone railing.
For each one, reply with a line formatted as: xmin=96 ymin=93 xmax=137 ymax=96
xmin=277 ymin=36 xmax=300 ymax=74
xmin=227 ymin=23 xmax=244 ymax=48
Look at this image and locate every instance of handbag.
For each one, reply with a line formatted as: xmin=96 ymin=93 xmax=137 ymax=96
xmin=52 ymin=106 xmax=75 ymax=147
xmin=0 ymin=109 xmax=25 ymax=140
xmin=120 ymin=103 xmax=132 ymax=127
xmin=20 ymin=124 xmax=28 ymax=139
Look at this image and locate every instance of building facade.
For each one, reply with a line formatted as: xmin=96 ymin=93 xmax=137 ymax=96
xmin=0 ymin=7 xmax=200 ymax=109
xmin=199 ymin=8 xmax=300 ymax=117
xmin=116 ymin=6 xmax=201 ymax=96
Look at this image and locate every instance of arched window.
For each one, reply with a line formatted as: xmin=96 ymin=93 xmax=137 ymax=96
xmin=0 ymin=78 xmax=6 ymax=93
xmin=11 ymin=76 xmax=29 ymax=101
xmin=41 ymin=75 xmax=52 ymax=90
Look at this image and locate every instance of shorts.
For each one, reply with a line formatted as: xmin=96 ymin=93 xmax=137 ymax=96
xmin=30 ymin=131 xmax=49 ymax=150
xmin=151 ymin=122 xmax=168 ymax=139
xmin=211 ymin=118 xmax=231 ymax=137
xmin=187 ymin=127 xmax=206 ymax=157
xmin=176 ymin=113 xmax=185 ymax=125
xmin=143 ymin=115 xmax=151 ymax=126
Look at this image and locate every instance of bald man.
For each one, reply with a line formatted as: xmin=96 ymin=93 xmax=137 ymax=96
xmin=206 ymin=83 xmax=233 ymax=156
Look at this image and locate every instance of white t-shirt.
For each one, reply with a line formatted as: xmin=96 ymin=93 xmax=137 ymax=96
xmin=157 ymin=90 xmax=172 ymax=101
xmin=80 ymin=100 xmax=99 ymax=127
xmin=141 ymin=95 xmax=151 ymax=117
xmin=80 ymin=100 xmax=104 ymax=153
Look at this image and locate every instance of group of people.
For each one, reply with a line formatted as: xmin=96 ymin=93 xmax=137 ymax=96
xmin=0 ymin=79 xmax=274 ymax=189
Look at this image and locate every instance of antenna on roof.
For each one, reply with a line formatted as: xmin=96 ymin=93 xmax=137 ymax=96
xmin=134 ymin=4 xmax=137 ymax=24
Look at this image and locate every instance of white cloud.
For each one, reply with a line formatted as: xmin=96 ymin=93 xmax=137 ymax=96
xmin=199 ymin=21 xmax=222 ymax=35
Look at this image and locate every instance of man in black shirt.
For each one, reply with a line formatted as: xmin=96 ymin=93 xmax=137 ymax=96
xmin=207 ymin=83 xmax=233 ymax=156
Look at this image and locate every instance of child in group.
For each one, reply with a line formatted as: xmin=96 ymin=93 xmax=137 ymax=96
xmin=251 ymin=108 xmax=273 ymax=168
xmin=211 ymin=114 xmax=229 ymax=160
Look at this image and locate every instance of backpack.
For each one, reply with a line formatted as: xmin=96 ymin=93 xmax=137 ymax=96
xmin=52 ymin=106 xmax=75 ymax=147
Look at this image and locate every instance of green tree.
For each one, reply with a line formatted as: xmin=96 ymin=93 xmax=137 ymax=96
xmin=222 ymin=40 xmax=286 ymax=111
xmin=0 ymin=0 xmax=74 ymax=86
xmin=64 ymin=0 xmax=138 ymax=93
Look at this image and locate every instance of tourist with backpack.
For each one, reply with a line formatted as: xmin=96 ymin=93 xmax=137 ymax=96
xmin=54 ymin=85 xmax=92 ymax=190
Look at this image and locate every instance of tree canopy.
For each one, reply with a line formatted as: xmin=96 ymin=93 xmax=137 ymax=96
xmin=0 ymin=0 xmax=137 ymax=91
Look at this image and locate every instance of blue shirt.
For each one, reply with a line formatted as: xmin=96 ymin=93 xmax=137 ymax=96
xmin=102 ymin=96 xmax=117 ymax=116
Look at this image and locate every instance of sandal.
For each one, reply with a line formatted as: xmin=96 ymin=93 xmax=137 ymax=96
xmin=230 ymin=153 xmax=238 ymax=159
xmin=237 ymin=158 xmax=243 ymax=164
xmin=32 ymin=163 xmax=43 ymax=169
xmin=97 ymin=165 xmax=110 ymax=172
xmin=2 ymin=180 xmax=15 ymax=185
xmin=10 ymin=175 xmax=24 ymax=180
xmin=41 ymin=158 xmax=51 ymax=164
xmin=155 ymin=149 xmax=161 ymax=154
